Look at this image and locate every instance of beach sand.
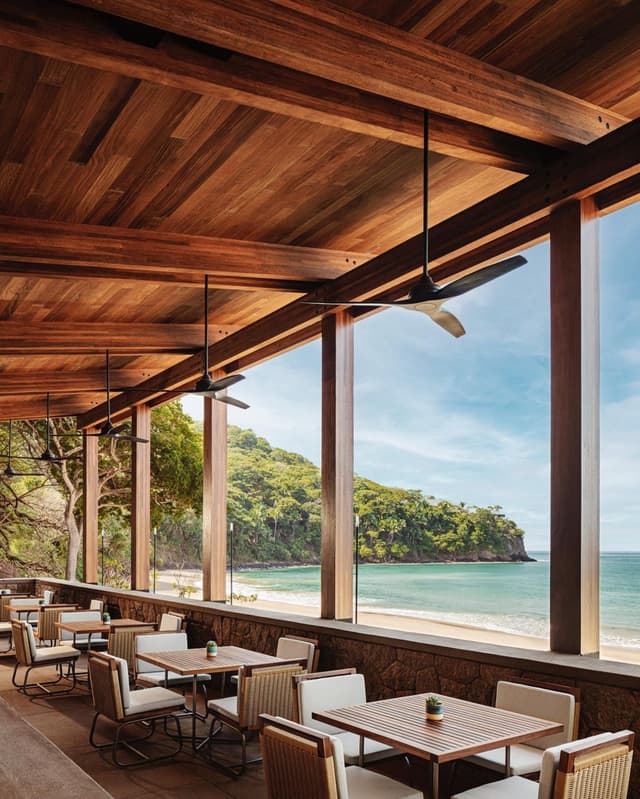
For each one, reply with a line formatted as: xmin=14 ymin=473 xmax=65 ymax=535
xmin=156 ymin=570 xmax=640 ymax=665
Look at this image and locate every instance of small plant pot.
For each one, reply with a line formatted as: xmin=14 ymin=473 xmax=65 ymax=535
xmin=425 ymin=700 xmax=444 ymax=721
xmin=206 ymin=642 xmax=218 ymax=658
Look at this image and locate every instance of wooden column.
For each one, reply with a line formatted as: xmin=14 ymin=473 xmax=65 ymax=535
xmin=549 ymin=198 xmax=600 ymax=655
xmin=321 ymin=311 xmax=354 ymax=620
xmin=131 ymin=405 xmax=151 ymax=591
xmin=82 ymin=428 xmax=99 ymax=584
xmin=202 ymin=392 xmax=227 ymax=601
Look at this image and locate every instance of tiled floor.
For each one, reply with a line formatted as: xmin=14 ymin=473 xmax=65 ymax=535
xmin=0 ymin=651 xmax=268 ymax=799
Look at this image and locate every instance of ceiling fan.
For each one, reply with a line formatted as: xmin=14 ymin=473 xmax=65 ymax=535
xmin=305 ymin=110 xmax=527 ymax=337
xmin=115 ymin=276 xmax=249 ymax=409
xmin=81 ymin=351 xmax=150 ymax=443
xmin=1 ymin=420 xmax=46 ymax=478
xmin=3 ymin=394 xmax=80 ymax=464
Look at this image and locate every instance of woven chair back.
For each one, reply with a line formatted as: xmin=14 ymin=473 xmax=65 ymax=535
xmin=261 ymin=716 xmax=338 ymax=799
xmin=108 ymin=625 xmax=155 ymax=671
xmin=38 ymin=605 xmax=76 ymax=644
xmin=11 ymin=620 xmax=34 ymax=666
xmin=158 ymin=612 xmax=184 ymax=631
xmin=238 ymin=660 xmax=305 ymax=730
xmin=89 ymin=653 xmax=125 ymax=721
xmin=553 ymin=732 xmax=634 ymax=799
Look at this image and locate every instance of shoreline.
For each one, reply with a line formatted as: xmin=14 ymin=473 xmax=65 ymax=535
xmin=156 ymin=569 xmax=640 ymax=665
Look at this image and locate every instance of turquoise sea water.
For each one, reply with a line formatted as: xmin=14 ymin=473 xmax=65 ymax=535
xmin=233 ymin=552 xmax=640 ymax=648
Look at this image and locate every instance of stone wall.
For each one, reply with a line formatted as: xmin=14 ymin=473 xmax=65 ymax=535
xmin=24 ymin=577 xmax=640 ymax=798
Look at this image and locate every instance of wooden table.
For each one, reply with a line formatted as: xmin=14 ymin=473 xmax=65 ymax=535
xmin=55 ymin=618 xmax=151 ymax=648
xmin=313 ymin=693 xmax=564 ymax=798
xmin=136 ymin=646 xmax=283 ymax=748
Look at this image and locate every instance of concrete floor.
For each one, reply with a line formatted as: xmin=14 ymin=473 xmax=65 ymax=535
xmin=0 ymin=650 xmax=268 ymax=799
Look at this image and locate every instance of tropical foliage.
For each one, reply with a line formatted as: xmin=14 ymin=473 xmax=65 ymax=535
xmin=0 ymin=403 xmax=527 ymax=579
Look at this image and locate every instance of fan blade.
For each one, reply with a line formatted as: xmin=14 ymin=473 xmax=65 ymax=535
xmin=427 ymin=306 xmax=466 ymax=337
xmin=208 ymin=373 xmax=245 ymax=391
xmin=304 ymin=299 xmax=397 ymax=308
xmin=216 ymin=394 xmax=250 ymax=410
xmin=111 ymin=423 xmax=129 ymax=436
xmin=112 ymin=433 xmax=150 ymax=444
xmin=437 ymin=255 xmax=527 ymax=299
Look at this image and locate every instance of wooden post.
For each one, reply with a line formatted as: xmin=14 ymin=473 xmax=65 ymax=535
xmin=321 ymin=311 xmax=354 ymax=620
xmin=549 ymin=198 xmax=600 ymax=655
xmin=82 ymin=428 xmax=99 ymax=584
xmin=202 ymin=392 xmax=227 ymax=601
xmin=131 ymin=405 xmax=151 ymax=591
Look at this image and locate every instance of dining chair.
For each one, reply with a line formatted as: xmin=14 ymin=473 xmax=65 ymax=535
xmin=108 ymin=623 xmax=156 ymax=672
xmin=88 ymin=651 xmax=185 ymax=767
xmin=206 ymin=658 xmax=306 ymax=775
xmin=466 ymin=680 xmax=576 ymax=776
xmin=452 ymin=730 xmax=633 ymax=799
xmin=58 ymin=609 xmax=108 ymax=651
xmin=9 ymin=597 xmax=40 ymax=626
xmin=10 ymin=619 xmax=80 ymax=695
xmin=37 ymin=604 xmax=77 ymax=646
xmin=0 ymin=593 xmax=27 ymax=622
xmin=134 ymin=630 xmax=211 ymax=695
xmin=292 ymin=668 xmax=400 ymax=766
xmin=89 ymin=599 xmax=104 ymax=612
xmin=260 ymin=714 xmax=422 ymax=799
xmin=230 ymin=635 xmax=317 ymax=688
xmin=42 ymin=589 xmax=55 ymax=604
xmin=0 ymin=620 xmax=13 ymax=651
xmin=158 ymin=611 xmax=184 ymax=631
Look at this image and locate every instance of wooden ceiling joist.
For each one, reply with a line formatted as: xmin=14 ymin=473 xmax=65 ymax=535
xmin=0 ymin=216 xmax=367 ymax=285
xmin=1 ymin=0 xmax=559 ymax=173
xmin=0 ymin=321 xmax=236 ymax=353
xmin=78 ymin=117 xmax=640 ymax=430
xmin=67 ymin=0 xmax=628 ymax=147
xmin=0 ymin=370 xmax=154 ymax=394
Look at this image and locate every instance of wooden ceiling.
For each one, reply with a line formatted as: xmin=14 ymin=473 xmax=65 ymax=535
xmin=0 ymin=0 xmax=639 ymax=423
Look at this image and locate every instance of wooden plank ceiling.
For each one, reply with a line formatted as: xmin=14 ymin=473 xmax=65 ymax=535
xmin=0 ymin=0 xmax=639 ymax=423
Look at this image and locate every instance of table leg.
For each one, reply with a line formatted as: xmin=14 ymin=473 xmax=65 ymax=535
xmin=505 ymin=745 xmax=511 ymax=777
xmin=192 ymin=673 xmax=198 ymax=749
xmin=431 ymin=761 xmax=439 ymax=799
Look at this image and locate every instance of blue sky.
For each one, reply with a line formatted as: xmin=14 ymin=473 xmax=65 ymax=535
xmin=183 ymin=202 xmax=639 ymax=551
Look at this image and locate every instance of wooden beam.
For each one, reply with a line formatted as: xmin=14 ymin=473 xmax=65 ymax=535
xmin=1 ymin=0 xmax=560 ymax=172
xmin=78 ymin=118 xmax=640 ymax=429
xmin=68 ymin=0 xmax=627 ymax=146
xmin=0 ymin=370 xmax=168 ymax=395
xmin=202 ymin=389 xmax=227 ymax=602
xmin=321 ymin=312 xmax=354 ymax=620
xmin=0 ymin=321 xmax=236 ymax=354
xmin=0 ymin=261 xmax=317 ymax=292
xmin=82 ymin=428 xmax=99 ymax=584
xmin=549 ymin=199 xmax=600 ymax=656
xmin=0 ymin=394 xmax=100 ymax=422
xmin=0 ymin=215 xmax=367 ymax=283
xmin=131 ymin=404 xmax=151 ymax=591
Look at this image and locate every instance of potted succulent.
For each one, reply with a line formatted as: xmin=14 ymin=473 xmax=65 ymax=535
xmin=206 ymin=639 xmax=218 ymax=657
xmin=102 ymin=611 xmax=111 ymax=623
xmin=425 ymin=695 xmax=444 ymax=721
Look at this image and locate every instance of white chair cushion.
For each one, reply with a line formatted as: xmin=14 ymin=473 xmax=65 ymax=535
xmin=345 ymin=764 xmax=422 ymax=799
xmin=138 ymin=670 xmax=211 ymax=686
xmin=58 ymin=611 xmax=102 ymax=643
xmin=276 ymin=638 xmax=315 ymax=670
xmin=331 ymin=736 xmax=349 ymax=799
xmin=125 ymin=686 xmax=185 ymax=716
xmin=26 ymin=623 xmax=37 ymax=659
xmin=115 ymin=655 xmax=130 ymax=709
xmin=298 ymin=674 xmax=366 ymax=735
xmin=338 ymin=731 xmax=400 ymax=764
xmin=451 ymin=776 xmax=537 ymax=799
xmin=158 ymin=613 xmax=182 ymax=631
xmin=135 ymin=631 xmax=188 ymax=673
xmin=207 ymin=695 xmax=239 ymax=722
xmin=495 ymin=682 xmax=575 ymax=750
xmin=467 ymin=743 xmax=543 ymax=775
xmin=0 ymin=621 xmax=11 ymax=632
xmin=33 ymin=645 xmax=80 ymax=663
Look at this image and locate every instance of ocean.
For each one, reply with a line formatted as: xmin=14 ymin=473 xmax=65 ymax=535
xmin=232 ymin=551 xmax=640 ymax=649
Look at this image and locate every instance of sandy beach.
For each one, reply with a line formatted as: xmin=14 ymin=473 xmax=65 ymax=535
xmin=156 ymin=569 xmax=640 ymax=665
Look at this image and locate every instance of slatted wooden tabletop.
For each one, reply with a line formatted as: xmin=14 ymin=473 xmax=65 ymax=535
xmin=313 ymin=693 xmax=564 ymax=764
xmin=136 ymin=645 xmax=283 ymax=675
xmin=54 ymin=618 xmax=149 ymax=634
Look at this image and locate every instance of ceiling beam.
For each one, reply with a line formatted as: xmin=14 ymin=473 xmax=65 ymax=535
xmin=0 ymin=216 xmax=368 ymax=283
xmin=0 ymin=370 xmax=154 ymax=394
xmin=0 ymin=321 xmax=237 ymax=353
xmin=67 ymin=0 xmax=627 ymax=147
xmin=78 ymin=117 xmax=640 ymax=429
xmin=0 ymin=394 xmax=102 ymax=422
xmin=1 ymin=0 xmax=559 ymax=173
